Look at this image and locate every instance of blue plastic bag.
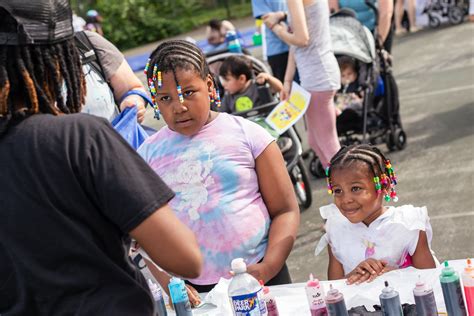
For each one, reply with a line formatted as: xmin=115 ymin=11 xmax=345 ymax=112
xmin=111 ymin=106 xmax=149 ymax=150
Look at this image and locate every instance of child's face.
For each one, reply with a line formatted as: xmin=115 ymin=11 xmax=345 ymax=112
xmin=154 ymin=68 xmax=213 ymax=136
xmin=341 ymin=67 xmax=357 ymax=86
xmin=220 ymin=73 xmax=247 ymax=95
xmin=331 ymin=163 xmax=384 ymax=226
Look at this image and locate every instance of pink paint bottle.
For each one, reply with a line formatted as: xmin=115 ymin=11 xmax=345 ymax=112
xmin=305 ymin=274 xmax=328 ymax=316
xmin=260 ymin=281 xmax=280 ymax=316
xmin=462 ymin=258 xmax=474 ymax=315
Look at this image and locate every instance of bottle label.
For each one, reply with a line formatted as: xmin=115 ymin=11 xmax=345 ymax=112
xmin=306 ymin=287 xmax=326 ymax=308
xmin=230 ymin=291 xmax=262 ymax=316
xmin=257 ymin=288 xmax=268 ymax=316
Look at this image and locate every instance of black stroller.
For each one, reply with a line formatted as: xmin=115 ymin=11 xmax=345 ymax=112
xmin=310 ymin=4 xmax=407 ymax=177
xmin=206 ymin=52 xmax=313 ymax=210
xmin=423 ymin=0 xmax=469 ymax=27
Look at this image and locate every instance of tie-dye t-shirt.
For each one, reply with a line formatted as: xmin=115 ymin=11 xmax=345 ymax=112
xmin=138 ymin=113 xmax=275 ymax=285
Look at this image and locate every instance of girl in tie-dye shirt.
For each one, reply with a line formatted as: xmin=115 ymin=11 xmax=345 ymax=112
xmin=138 ymin=40 xmax=300 ymax=295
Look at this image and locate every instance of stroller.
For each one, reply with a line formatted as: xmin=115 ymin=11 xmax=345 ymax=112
xmin=423 ymin=0 xmax=469 ymax=27
xmin=206 ymin=52 xmax=313 ymax=210
xmin=310 ymin=5 xmax=407 ymax=178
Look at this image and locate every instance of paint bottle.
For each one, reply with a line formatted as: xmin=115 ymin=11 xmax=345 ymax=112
xmin=305 ymin=274 xmax=328 ymax=316
xmin=379 ymin=281 xmax=402 ymax=316
xmin=260 ymin=280 xmax=279 ymax=316
xmin=461 ymin=258 xmax=474 ymax=315
xmin=148 ymin=279 xmax=168 ymax=316
xmin=228 ymin=258 xmax=267 ymax=316
xmin=325 ymin=284 xmax=348 ymax=316
xmin=226 ymin=31 xmax=242 ymax=54
xmin=413 ymin=276 xmax=438 ymax=316
xmin=168 ymin=277 xmax=192 ymax=316
xmin=440 ymin=261 xmax=467 ymax=316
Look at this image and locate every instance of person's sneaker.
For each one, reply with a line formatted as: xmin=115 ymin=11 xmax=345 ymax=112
xmin=277 ymin=137 xmax=293 ymax=153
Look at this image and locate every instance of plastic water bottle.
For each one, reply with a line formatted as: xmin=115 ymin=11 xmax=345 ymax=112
xmin=305 ymin=274 xmax=327 ymax=315
xmin=148 ymin=279 xmax=168 ymax=316
xmin=440 ymin=261 xmax=467 ymax=316
xmin=379 ymin=281 xmax=402 ymax=316
xmin=252 ymin=19 xmax=263 ymax=46
xmin=226 ymin=30 xmax=243 ymax=53
xmin=461 ymin=258 xmax=474 ymax=315
xmin=228 ymin=258 xmax=267 ymax=315
xmin=413 ymin=276 xmax=437 ymax=316
xmin=168 ymin=277 xmax=192 ymax=316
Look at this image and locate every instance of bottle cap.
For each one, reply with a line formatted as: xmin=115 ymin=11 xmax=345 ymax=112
xmin=465 ymin=258 xmax=474 ymax=274
xmin=382 ymin=281 xmax=394 ymax=294
xmin=231 ymin=258 xmax=247 ymax=274
xmin=306 ymin=273 xmax=321 ymax=287
xmin=441 ymin=261 xmax=455 ymax=276
xmin=259 ymin=280 xmax=270 ymax=294
xmin=255 ymin=19 xmax=263 ymax=27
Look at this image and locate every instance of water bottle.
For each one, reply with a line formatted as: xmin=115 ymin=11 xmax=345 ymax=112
xmin=379 ymin=281 xmax=402 ymax=316
xmin=461 ymin=258 xmax=474 ymax=315
xmin=168 ymin=277 xmax=192 ymax=316
xmin=413 ymin=276 xmax=438 ymax=316
xmin=148 ymin=279 xmax=168 ymax=316
xmin=228 ymin=258 xmax=267 ymax=316
xmin=252 ymin=19 xmax=263 ymax=46
xmin=305 ymin=274 xmax=327 ymax=316
xmin=226 ymin=30 xmax=243 ymax=53
xmin=440 ymin=261 xmax=467 ymax=316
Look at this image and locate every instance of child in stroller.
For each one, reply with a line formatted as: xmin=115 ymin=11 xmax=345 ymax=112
xmin=208 ymin=52 xmax=313 ymax=209
xmin=335 ymin=56 xmax=364 ymax=116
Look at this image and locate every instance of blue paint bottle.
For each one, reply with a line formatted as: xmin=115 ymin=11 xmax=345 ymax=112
xmin=379 ymin=281 xmax=402 ymax=316
xmin=168 ymin=277 xmax=192 ymax=316
xmin=439 ymin=261 xmax=467 ymax=316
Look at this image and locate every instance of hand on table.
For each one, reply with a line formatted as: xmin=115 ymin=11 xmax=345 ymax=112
xmin=346 ymin=258 xmax=395 ymax=285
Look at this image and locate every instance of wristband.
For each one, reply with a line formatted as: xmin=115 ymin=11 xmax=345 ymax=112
xmin=119 ymin=89 xmax=153 ymax=108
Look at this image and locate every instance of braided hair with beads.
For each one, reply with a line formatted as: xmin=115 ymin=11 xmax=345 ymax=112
xmin=144 ymin=40 xmax=221 ymax=119
xmin=326 ymin=144 xmax=399 ymax=202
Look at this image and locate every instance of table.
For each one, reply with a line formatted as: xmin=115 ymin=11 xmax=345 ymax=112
xmin=165 ymin=259 xmax=469 ymax=316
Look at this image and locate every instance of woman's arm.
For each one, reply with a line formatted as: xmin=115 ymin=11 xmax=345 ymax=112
xmin=411 ymin=230 xmax=436 ymax=269
xmin=130 ymin=204 xmax=203 ymax=279
xmin=246 ymin=142 xmax=300 ymax=282
xmin=109 ymin=60 xmax=148 ymax=123
xmin=264 ymin=0 xmax=309 ymax=47
xmin=377 ymin=0 xmax=394 ymax=44
xmin=328 ymin=246 xmax=345 ymax=280
xmin=281 ymin=48 xmax=297 ymax=101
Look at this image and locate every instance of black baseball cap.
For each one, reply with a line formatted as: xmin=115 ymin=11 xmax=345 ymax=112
xmin=0 ymin=0 xmax=74 ymax=45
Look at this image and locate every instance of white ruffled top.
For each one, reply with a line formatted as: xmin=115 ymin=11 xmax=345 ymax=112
xmin=315 ymin=204 xmax=433 ymax=275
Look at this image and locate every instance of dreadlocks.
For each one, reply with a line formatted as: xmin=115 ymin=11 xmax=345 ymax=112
xmin=0 ymin=38 xmax=85 ymax=136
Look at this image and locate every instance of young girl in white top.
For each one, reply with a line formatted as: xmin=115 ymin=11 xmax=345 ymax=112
xmin=315 ymin=144 xmax=436 ymax=284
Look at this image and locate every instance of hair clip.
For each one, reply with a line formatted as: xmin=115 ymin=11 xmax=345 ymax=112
xmin=177 ymin=85 xmax=184 ymax=103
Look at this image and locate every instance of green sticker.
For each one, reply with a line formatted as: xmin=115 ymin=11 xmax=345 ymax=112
xmin=235 ymin=96 xmax=254 ymax=112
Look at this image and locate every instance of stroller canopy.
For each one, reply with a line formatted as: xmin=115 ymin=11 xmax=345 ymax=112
xmin=330 ymin=15 xmax=376 ymax=64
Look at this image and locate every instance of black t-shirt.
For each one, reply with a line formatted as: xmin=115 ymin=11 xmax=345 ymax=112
xmin=0 ymin=114 xmax=174 ymax=315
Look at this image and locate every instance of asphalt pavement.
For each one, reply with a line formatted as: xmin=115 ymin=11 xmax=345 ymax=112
xmin=127 ymin=20 xmax=474 ymax=283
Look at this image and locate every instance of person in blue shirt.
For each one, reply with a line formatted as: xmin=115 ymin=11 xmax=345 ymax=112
xmin=329 ymin=0 xmax=394 ymax=52
xmin=251 ymin=0 xmax=294 ymax=82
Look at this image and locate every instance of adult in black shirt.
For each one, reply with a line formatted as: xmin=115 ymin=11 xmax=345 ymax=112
xmin=0 ymin=1 xmax=202 ymax=315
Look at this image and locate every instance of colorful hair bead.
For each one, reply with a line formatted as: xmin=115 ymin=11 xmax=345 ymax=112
xmin=177 ymin=85 xmax=184 ymax=103
xmin=215 ymin=89 xmax=221 ymax=107
xmin=144 ymin=58 xmax=151 ymax=76
xmin=384 ymin=194 xmax=391 ymax=202
xmin=373 ymin=176 xmax=382 ymax=194
xmin=325 ymin=166 xmax=333 ymax=195
xmin=157 ymin=71 xmax=162 ymax=89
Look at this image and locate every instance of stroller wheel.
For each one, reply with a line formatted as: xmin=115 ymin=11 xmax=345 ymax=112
xmin=310 ymin=156 xmax=326 ymax=178
xmin=448 ymin=6 xmax=464 ymax=25
xmin=386 ymin=128 xmax=407 ymax=151
xmin=429 ymin=15 xmax=441 ymax=28
xmin=291 ymin=157 xmax=313 ymax=210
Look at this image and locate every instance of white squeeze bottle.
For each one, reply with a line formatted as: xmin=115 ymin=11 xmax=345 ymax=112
xmin=228 ymin=258 xmax=268 ymax=316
